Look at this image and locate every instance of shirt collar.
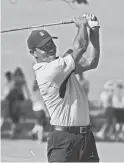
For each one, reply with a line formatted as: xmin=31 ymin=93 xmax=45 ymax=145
xmin=33 ymin=62 xmax=47 ymax=71
xmin=33 ymin=57 xmax=59 ymax=71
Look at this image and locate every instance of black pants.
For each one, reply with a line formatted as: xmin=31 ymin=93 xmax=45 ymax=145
xmin=7 ymin=89 xmax=24 ymax=123
xmin=47 ymin=130 xmax=99 ymax=162
xmin=114 ymin=108 xmax=124 ymax=123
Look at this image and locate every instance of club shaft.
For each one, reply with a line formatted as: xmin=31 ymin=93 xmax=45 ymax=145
xmin=1 ymin=21 xmax=74 ymax=33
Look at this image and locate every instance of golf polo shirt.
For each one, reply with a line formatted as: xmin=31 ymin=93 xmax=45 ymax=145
xmin=33 ymin=54 xmax=90 ymax=126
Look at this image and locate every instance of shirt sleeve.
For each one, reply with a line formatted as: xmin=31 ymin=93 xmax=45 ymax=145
xmin=61 ymin=54 xmax=75 ymax=75
xmin=43 ymin=54 xmax=75 ymax=86
xmin=33 ymin=53 xmax=75 ymax=88
xmin=57 ymin=54 xmax=75 ymax=77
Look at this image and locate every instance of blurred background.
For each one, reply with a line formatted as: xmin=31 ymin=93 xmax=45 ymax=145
xmin=1 ymin=0 xmax=124 ymax=162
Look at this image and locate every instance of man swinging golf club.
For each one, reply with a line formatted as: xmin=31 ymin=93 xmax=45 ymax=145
xmin=27 ymin=13 xmax=100 ymax=162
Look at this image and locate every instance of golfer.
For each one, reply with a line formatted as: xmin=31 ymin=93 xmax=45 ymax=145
xmin=27 ymin=13 xmax=100 ymax=162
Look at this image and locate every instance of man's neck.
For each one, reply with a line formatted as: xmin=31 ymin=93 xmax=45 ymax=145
xmin=36 ymin=55 xmax=56 ymax=63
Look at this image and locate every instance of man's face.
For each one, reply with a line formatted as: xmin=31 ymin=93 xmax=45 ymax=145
xmin=39 ymin=39 xmax=56 ymax=56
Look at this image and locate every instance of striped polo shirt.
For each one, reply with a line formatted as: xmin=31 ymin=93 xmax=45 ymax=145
xmin=33 ymin=54 xmax=90 ymax=126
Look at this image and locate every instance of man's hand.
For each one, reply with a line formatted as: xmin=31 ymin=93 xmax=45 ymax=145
xmin=81 ymin=13 xmax=100 ymax=29
xmin=73 ymin=16 xmax=88 ymax=28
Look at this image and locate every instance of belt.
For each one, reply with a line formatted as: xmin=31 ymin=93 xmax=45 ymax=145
xmin=51 ymin=125 xmax=90 ymax=134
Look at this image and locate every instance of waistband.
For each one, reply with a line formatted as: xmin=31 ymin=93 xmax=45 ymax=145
xmin=51 ymin=125 xmax=91 ymax=134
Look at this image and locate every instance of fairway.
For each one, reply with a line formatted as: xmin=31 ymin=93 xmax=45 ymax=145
xmin=1 ymin=139 xmax=124 ymax=162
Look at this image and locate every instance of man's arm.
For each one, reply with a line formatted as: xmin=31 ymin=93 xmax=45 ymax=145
xmin=74 ymin=14 xmax=100 ymax=73
xmin=89 ymin=27 xmax=100 ymax=69
xmin=58 ymin=15 xmax=99 ymax=78
xmin=23 ymin=81 xmax=31 ymax=100
xmin=71 ymin=16 xmax=89 ymax=61
xmin=57 ymin=17 xmax=89 ymax=80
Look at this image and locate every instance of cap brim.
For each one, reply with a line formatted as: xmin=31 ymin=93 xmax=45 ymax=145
xmin=52 ymin=36 xmax=58 ymax=39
